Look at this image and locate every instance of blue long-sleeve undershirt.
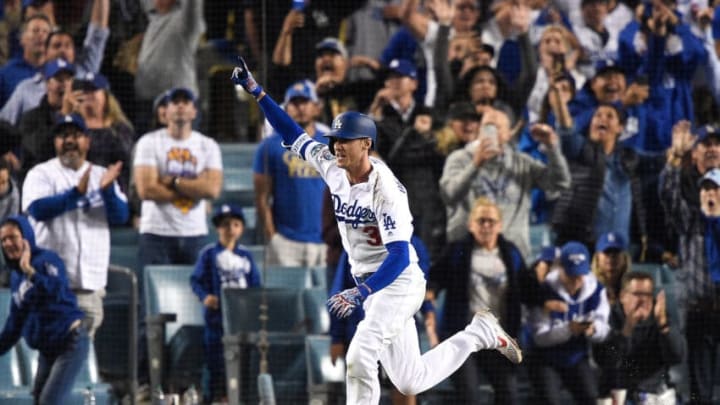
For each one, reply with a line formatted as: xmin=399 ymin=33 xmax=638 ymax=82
xmin=101 ymin=185 xmax=129 ymax=225
xmin=27 ymin=188 xmax=83 ymax=221
xmin=258 ymin=93 xmax=305 ymax=146
xmin=361 ymin=241 xmax=410 ymax=295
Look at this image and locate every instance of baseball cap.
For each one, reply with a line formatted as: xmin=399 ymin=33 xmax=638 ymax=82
xmin=43 ymin=58 xmax=75 ymax=79
xmin=447 ymin=101 xmax=481 ymax=121
xmin=695 ymin=125 xmax=720 ymax=145
xmin=212 ymin=203 xmax=245 ymax=226
xmin=560 ymin=241 xmax=591 ymax=276
xmin=699 ymin=168 xmax=720 ymax=188
xmin=283 ymin=80 xmax=318 ymax=104
xmin=72 ymin=72 xmax=109 ymax=92
xmin=23 ymin=0 xmax=50 ymax=8
xmin=52 ymin=113 xmax=87 ymax=135
xmin=153 ymin=91 xmax=170 ymax=112
xmin=595 ymin=232 xmax=627 ymax=253
xmin=315 ymin=37 xmax=348 ymax=59
xmin=167 ymin=87 xmax=196 ymax=103
xmin=386 ymin=59 xmax=417 ymax=80
xmin=535 ymin=246 xmax=560 ymax=264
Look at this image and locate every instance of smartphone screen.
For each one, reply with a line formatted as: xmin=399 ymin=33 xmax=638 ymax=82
xmin=292 ymin=0 xmax=305 ymax=11
xmin=481 ymin=124 xmax=498 ymax=149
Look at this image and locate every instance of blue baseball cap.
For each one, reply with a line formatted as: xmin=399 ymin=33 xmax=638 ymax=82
xmin=283 ymin=80 xmax=318 ymax=104
xmin=212 ymin=204 xmax=245 ymax=226
xmin=595 ymin=232 xmax=627 ymax=252
xmin=167 ymin=87 xmax=196 ymax=103
xmin=153 ymin=91 xmax=170 ymax=112
xmin=386 ymin=59 xmax=417 ymax=80
xmin=535 ymin=246 xmax=560 ymax=264
xmin=72 ymin=72 xmax=109 ymax=91
xmin=699 ymin=168 xmax=720 ymax=188
xmin=695 ymin=125 xmax=720 ymax=145
xmin=560 ymin=241 xmax=591 ymax=276
xmin=315 ymin=37 xmax=348 ymax=58
xmin=43 ymin=58 xmax=75 ymax=79
xmin=52 ymin=113 xmax=87 ymax=135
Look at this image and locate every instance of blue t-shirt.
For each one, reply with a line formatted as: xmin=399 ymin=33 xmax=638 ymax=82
xmin=253 ymin=129 xmax=328 ymax=243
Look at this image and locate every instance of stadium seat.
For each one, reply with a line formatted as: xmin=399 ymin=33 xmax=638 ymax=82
xmin=110 ymin=226 xmax=138 ymax=247
xmin=95 ymin=266 xmax=138 ymax=399
xmin=221 ymin=287 xmax=308 ymax=404
xmin=303 ymin=288 xmax=330 ymax=334
xmin=144 ymin=265 xmax=204 ymax=393
xmin=262 ymin=266 xmax=313 ymax=289
xmin=310 ymin=266 xmax=327 ymax=290
xmin=0 ymin=288 xmax=31 ymax=404
xmin=305 ymin=334 xmax=345 ymax=404
xmin=109 ymin=245 xmax=138 ymax=272
xmin=244 ymin=244 xmax=266 ymax=270
xmin=219 ymin=142 xmax=259 ymax=170
xmin=529 ymin=223 xmax=551 ymax=257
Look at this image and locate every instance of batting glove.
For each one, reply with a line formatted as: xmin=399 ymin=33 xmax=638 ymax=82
xmin=231 ymin=57 xmax=264 ymax=98
xmin=327 ymin=284 xmax=371 ymax=318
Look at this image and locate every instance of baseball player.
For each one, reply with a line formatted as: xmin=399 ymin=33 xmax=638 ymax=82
xmin=232 ymin=58 xmax=522 ymax=405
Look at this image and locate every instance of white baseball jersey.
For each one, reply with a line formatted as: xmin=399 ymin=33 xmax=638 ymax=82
xmin=22 ymin=158 xmax=127 ymax=290
xmin=289 ymin=134 xmax=418 ymax=276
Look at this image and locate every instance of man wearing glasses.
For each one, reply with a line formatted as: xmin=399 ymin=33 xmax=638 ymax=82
xmin=593 ymin=271 xmax=684 ymax=405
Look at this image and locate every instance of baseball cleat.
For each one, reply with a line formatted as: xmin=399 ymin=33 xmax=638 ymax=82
xmin=467 ymin=309 xmax=523 ymax=364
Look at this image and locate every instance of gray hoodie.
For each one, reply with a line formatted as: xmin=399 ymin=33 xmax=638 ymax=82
xmin=439 ymin=141 xmax=570 ymax=259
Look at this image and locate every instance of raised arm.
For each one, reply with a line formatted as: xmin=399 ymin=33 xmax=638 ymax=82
xmin=231 ymin=57 xmax=305 ymax=146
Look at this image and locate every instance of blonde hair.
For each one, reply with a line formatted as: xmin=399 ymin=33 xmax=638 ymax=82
xmin=104 ymin=92 xmax=133 ymax=130
xmin=540 ymin=24 xmax=580 ymax=54
xmin=470 ymin=197 xmax=502 ymax=221
xmin=591 ymin=251 xmax=632 ymax=303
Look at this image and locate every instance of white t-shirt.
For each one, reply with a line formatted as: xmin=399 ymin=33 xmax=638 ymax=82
xmin=289 ymin=134 xmax=418 ymax=275
xmin=22 ymin=158 xmax=127 ymax=290
xmin=469 ymin=246 xmax=507 ymax=319
xmin=133 ymin=128 xmax=222 ymax=236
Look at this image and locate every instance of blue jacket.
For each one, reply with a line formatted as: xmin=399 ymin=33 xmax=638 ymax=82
xmin=617 ymin=18 xmax=706 ymax=147
xmin=190 ymin=242 xmax=261 ymax=329
xmin=0 ymin=215 xmax=83 ymax=356
xmin=428 ymin=234 xmax=539 ymax=341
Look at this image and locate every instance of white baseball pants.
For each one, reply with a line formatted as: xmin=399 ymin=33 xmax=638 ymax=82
xmin=344 ymin=265 xmax=498 ymax=404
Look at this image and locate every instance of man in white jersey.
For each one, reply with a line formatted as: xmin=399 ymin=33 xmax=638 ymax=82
xmin=22 ymin=113 xmax=129 ymax=337
xmin=231 ymin=57 xmax=522 ymax=405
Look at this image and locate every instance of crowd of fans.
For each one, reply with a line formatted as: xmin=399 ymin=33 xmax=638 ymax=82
xmin=0 ymin=0 xmax=718 ymax=403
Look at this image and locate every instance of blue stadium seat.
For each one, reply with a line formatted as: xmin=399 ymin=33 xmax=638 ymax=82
xmin=262 ymin=266 xmax=313 ymax=289
xmin=221 ymin=287 xmax=308 ymax=403
xmin=109 ymin=245 xmax=138 ymax=272
xmin=303 ymin=288 xmax=329 ymax=334
xmin=305 ymin=334 xmax=345 ymax=404
xmin=110 ymin=226 xmax=138 ymax=247
xmin=144 ymin=265 xmax=204 ymax=392
xmin=219 ymin=142 xmax=259 ymax=170
xmin=95 ymin=266 xmax=138 ymax=399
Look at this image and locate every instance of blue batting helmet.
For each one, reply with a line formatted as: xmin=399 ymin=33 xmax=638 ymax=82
xmin=324 ymin=111 xmax=377 ymax=145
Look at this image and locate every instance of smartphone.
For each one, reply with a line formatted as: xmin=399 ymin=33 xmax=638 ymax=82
xmin=481 ymin=124 xmax=499 ymax=150
xmin=292 ymin=0 xmax=305 ymax=11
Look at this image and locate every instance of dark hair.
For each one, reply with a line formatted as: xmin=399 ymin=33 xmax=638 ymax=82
xmin=595 ymin=102 xmax=627 ymax=125
xmin=0 ymin=159 xmax=10 ymax=174
xmin=620 ymin=271 xmax=654 ymax=291
xmin=45 ymin=29 xmax=74 ymax=50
